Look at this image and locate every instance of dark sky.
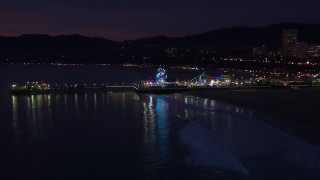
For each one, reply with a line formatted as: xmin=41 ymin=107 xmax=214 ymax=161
xmin=1 ymin=0 xmax=319 ymax=41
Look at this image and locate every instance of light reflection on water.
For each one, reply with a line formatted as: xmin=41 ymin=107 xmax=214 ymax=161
xmin=6 ymin=92 xmax=320 ymax=179
xmin=63 ymin=94 xmax=68 ymax=114
xmin=142 ymin=95 xmax=170 ymax=169
xmin=12 ymin=96 xmax=18 ymax=130
xmin=93 ymin=93 xmax=97 ymax=110
xmin=74 ymin=94 xmax=79 ymax=116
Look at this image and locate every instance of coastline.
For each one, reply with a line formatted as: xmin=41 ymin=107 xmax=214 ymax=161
xmin=186 ymin=88 xmax=320 ymax=143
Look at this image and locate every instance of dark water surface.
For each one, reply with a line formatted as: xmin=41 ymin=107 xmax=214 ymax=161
xmin=1 ymin=65 xmax=320 ymax=179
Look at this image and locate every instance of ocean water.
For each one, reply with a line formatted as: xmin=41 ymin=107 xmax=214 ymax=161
xmin=0 ymin=65 xmax=320 ymax=179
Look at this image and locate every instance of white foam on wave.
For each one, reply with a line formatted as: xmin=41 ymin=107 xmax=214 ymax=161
xmin=180 ymin=121 xmax=250 ymax=175
xmin=165 ymin=94 xmax=320 ymax=174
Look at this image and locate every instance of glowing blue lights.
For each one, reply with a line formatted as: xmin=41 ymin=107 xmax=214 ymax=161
xmin=156 ymin=68 xmax=167 ymax=84
xmin=197 ymin=72 xmax=206 ymax=85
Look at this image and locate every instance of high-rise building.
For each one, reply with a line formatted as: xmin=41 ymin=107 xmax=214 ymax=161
xmin=294 ymin=42 xmax=309 ymax=58
xmin=282 ymin=29 xmax=298 ymax=57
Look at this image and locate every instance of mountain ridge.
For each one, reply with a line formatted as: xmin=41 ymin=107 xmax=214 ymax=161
xmin=1 ymin=22 xmax=320 ymax=64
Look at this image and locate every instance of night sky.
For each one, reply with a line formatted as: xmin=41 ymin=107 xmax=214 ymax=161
xmin=1 ymin=0 xmax=319 ymax=41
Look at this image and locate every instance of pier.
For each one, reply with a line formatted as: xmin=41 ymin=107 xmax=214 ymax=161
xmin=9 ymin=82 xmax=226 ymax=95
xmin=10 ymin=82 xmax=135 ymax=95
xmin=10 ymin=81 xmax=317 ymax=96
xmin=9 ymin=68 xmax=320 ymax=95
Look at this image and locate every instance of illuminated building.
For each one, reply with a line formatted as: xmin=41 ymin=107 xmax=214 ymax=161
xmin=282 ymin=29 xmax=298 ymax=57
xmin=294 ymin=42 xmax=309 ymax=58
xmin=281 ymin=29 xmax=320 ymax=58
xmin=307 ymin=45 xmax=320 ymax=57
xmin=219 ymin=75 xmax=232 ymax=86
xmin=165 ymin=48 xmax=178 ymax=58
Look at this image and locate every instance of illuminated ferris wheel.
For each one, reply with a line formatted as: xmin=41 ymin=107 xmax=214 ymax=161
xmin=156 ymin=68 xmax=167 ymax=84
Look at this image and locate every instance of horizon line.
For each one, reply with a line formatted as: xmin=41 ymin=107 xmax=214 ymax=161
xmin=0 ymin=22 xmax=318 ymax=42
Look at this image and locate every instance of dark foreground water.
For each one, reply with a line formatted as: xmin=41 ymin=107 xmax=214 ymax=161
xmin=1 ymin=65 xmax=320 ymax=179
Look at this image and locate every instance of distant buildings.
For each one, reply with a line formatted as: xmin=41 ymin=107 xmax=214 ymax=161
xmin=307 ymin=45 xmax=320 ymax=57
xmin=253 ymin=45 xmax=268 ymax=57
xmin=282 ymin=29 xmax=298 ymax=57
xmin=165 ymin=48 xmax=178 ymax=58
xmin=281 ymin=29 xmax=320 ymax=58
xmin=294 ymin=41 xmax=309 ymax=58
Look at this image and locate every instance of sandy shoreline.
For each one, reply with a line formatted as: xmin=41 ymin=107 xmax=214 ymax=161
xmin=186 ymin=87 xmax=320 ymax=142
